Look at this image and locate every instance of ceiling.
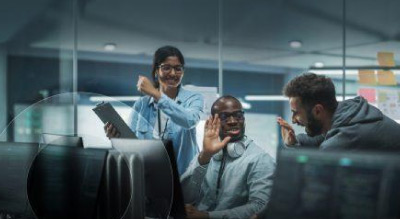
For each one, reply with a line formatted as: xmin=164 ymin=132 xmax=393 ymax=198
xmin=2 ymin=0 xmax=400 ymax=71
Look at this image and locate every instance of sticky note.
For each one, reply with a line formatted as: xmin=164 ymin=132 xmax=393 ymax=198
xmin=377 ymin=52 xmax=395 ymax=67
xmin=358 ymin=70 xmax=376 ymax=85
xmin=398 ymin=91 xmax=400 ymax=102
xmin=358 ymin=88 xmax=376 ymax=103
xmin=378 ymin=91 xmax=388 ymax=103
xmin=377 ymin=70 xmax=397 ymax=85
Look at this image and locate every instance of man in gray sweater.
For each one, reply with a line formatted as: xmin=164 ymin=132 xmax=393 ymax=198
xmin=182 ymin=96 xmax=275 ymax=218
xmin=277 ymin=73 xmax=400 ymax=150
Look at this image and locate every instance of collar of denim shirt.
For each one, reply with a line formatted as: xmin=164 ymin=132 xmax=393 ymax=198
xmin=148 ymin=85 xmax=189 ymax=106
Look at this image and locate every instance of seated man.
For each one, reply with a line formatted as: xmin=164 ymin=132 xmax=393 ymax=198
xmin=278 ymin=73 xmax=400 ymax=150
xmin=181 ymin=95 xmax=275 ymax=218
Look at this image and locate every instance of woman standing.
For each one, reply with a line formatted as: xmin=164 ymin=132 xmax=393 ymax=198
xmin=105 ymin=46 xmax=204 ymax=175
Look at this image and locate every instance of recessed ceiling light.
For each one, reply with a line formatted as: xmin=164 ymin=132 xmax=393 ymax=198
xmin=314 ymin=62 xmax=324 ymax=68
xmin=238 ymin=98 xmax=252 ymax=109
xmin=104 ymin=43 xmax=117 ymax=51
xmin=289 ymin=40 xmax=302 ymax=49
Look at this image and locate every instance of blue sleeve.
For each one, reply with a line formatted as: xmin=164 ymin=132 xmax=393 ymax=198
xmin=157 ymin=92 xmax=204 ymax=129
xmin=128 ymin=98 xmax=143 ymax=132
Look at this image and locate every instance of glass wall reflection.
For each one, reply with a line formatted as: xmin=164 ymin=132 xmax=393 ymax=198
xmin=76 ymin=0 xmax=220 ymax=151
xmin=0 ymin=0 xmax=399 ymax=149
xmin=0 ymin=0 xmax=75 ymax=141
xmin=222 ymin=0 xmax=343 ymax=156
xmin=345 ymin=0 xmax=400 ymax=123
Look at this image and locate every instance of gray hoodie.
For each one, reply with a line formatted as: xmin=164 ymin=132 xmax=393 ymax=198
xmin=296 ymin=96 xmax=400 ymax=151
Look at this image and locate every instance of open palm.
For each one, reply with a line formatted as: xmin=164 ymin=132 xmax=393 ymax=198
xmin=277 ymin=117 xmax=297 ymax=145
xmin=203 ymin=114 xmax=231 ymax=155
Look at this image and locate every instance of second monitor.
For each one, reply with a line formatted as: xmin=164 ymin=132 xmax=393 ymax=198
xmin=265 ymin=149 xmax=400 ymax=219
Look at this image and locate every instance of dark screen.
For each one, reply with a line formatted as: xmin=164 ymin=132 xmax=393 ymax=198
xmin=0 ymin=142 xmax=38 ymax=217
xmin=163 ymin=140 xmax=186 ymax=219
xmin=27 ymin=145 xmax=107 ymax=219
xmin=266 ymin=149 xmax=400 ymax=219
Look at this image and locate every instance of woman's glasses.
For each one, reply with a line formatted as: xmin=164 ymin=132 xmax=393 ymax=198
xmin=158 ymin=64 xmax=184 ymax=74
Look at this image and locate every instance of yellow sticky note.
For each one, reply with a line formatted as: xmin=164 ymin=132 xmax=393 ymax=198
xmin=358 ymin=70 xmax=376 ymax=85
xmin=377 ymin=70 xmax=397 ymax=85
xmin=378 ymin=91 xmax=388 ymax=102
xmin=377 ymin=52 xmax=395 ymax=67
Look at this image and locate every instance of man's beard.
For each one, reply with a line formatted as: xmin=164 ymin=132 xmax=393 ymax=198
xmin=230 ymin=127 xmax=245 ymax=142
xmin=305 ymin=110 xmax=323 ymax=137
xmin=220 ymin=126 xmax=245 ymax=143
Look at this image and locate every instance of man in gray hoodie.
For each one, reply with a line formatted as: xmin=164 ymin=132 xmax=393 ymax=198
xmin=277 ymin=73 xmax=400 ymax=150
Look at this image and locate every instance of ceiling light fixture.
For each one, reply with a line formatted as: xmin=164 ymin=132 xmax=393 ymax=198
xmin=312 ymin=70 xmax=359 ymax=75
xmin=245 ymin=95 xmax=288 ymax=101
xmin=314 ymin=62 xmax=324 ymax=68
xmin=89 ymin=96 xmax=140 ymax=102
xmin=245 ymin=95 xmax=356 ymax=101
xmin=238 ymin=98 xmax=252 ymax=109
xmin=104 ymin=43 xmax=117 ymax=51
xmin=289 ymin=40 xmax=302 ymax=49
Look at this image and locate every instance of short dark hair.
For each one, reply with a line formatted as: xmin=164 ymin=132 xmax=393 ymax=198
xmin=211 ymin=95 xmax=242 ymax=115
xmin=283 ymin=73 xmax=338 ymax=113
xmin=151 ymin=45 xmax=185 ymax=88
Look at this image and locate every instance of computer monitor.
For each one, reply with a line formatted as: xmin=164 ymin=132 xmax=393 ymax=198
xmin=40 ymin=133 xmax=84 ymax=147
xmin=264 ymin=149 xmax=400 ymax=219
xmin=0 ymin=142 xmax=38 ymax=218
xmin=163 ymin=140 xmax=186 ymax=219
xmin=27 ymin=145 xmax=108 ymax=219
xmin=111 ymin=139 xmax=174 ymax=218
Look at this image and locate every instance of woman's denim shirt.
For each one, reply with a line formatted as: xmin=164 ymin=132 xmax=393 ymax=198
xmin=128 ymin=87 xmax=204 ymax=175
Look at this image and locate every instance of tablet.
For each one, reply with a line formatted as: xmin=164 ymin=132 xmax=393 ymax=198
xmin=92 ymin=102 xmax=137 ymax=139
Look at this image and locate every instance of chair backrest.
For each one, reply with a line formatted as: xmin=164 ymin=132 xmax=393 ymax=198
xmin=96 ymin=150 xmax=144 ymax=219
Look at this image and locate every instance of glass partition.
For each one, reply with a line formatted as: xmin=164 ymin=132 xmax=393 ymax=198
xmin=0 ymin=0 xmax=75 ymax=141
xmin=345 ymin=0 xmax=400 ymax=122
xmin=222 ymin=0 xmax=344 ymax=157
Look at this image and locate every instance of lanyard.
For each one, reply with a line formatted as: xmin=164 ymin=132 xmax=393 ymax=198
xmin=156 ymin=87 xmax=180 ymax=140
xmin=157 ymin=109 xmax=169 ymax=140
xmin=216 ymin=147 xmax=227 ymax=197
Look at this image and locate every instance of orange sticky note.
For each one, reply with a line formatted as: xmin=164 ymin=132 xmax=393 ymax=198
xmin=377 ymin=52 xmax=395 ymax=67
xmin=358 ymin=70 xmax=376 ymax=85
xmin=377 ymin=70 xmax=397 ymax=85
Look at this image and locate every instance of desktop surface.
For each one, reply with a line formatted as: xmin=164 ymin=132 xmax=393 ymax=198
xmin=40 ymin=133 xmax=84 ymax=147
